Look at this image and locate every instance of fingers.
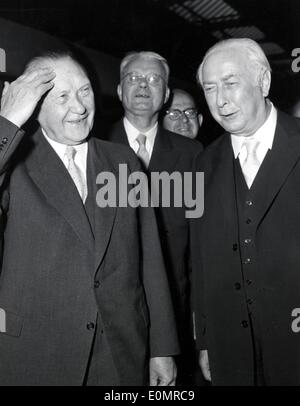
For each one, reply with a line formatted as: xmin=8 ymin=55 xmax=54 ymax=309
xmin=37 ymin=80 xmax=55 ymax=98
xmin=199 ymin=350 xmax=212 ymax=382
xmin=201 ymin=363 xmax=211 ymax=381
xmin=23 ymin=67 xmax=55 ymax=82
xmin=16 ymin=68 xmax=56 ymax=93
xmin=2 ymin=81 xmax=9 ymax=98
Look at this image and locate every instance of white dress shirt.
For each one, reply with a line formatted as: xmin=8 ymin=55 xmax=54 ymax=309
xmin=42 ymin=129 xmax=88 ymax=188
xmin=123 ymin=117 xmax=157 ymax=160
xmin=231 ymin=102 xmax=277 ymax=175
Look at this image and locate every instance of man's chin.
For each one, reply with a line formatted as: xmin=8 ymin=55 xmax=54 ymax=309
xmin=64 ymin=131 xmax=89 ymax=144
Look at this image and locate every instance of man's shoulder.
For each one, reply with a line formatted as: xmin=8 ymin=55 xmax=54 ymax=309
xmin=89 ymin=136 xmax=139 ymax=166
xmin=159 ymin=126 xmax=203 ymax=153
xmin=277 ymin=110 xmax=300 ymax=135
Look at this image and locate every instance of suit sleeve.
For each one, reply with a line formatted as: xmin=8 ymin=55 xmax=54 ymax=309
xmin=130 ymin=156 xmax=180 ymax=357
xmin=190 ymin=150 xmax=207 ymax=350
xmin=0 ymin=116 xmax=25 ymax=178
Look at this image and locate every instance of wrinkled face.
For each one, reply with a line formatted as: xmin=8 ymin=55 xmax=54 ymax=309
xmin=37 ymin=57 xmax=95 ymax=145
xmin=201 ymin=48 xmax=270 ymax=137
xmin=163 ymin=91 xmax=199 ymax=139
xmin=117 ymin=56 xmax=169 ymax=120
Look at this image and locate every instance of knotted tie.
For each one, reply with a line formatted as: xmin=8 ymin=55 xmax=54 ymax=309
xmin=240 ymin=137 xmax=260 ymax=189
xmin=136 ymin=133 xmax=150 ymax=169
xmin=64 ymin=145 xmax=87 ymax=202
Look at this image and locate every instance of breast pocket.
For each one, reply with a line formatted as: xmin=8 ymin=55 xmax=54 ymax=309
xmin=0 ymin=308 xmax=23 ymax=337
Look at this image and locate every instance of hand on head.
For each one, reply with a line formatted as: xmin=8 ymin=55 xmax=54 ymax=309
xmin=0 ymin=67 xmax=55 ymax=128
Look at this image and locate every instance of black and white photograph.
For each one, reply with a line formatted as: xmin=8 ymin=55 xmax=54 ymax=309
xmin=0 ymin=0 xmax=300 ymax=388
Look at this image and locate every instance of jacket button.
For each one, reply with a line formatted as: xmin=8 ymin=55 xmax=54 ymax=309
xmin=232 ymin=243 xmax=238 ymax=251
xmin=246 ymin=218 xmax=252 ymax=224
xmin=86 ymin=322 xmax=95 ymax=330
xmin=2 ymin=138 xmax=8 ymax=144
xmin=246 ymin=279 xmax=252 ymax=285
xmin=241 ymin=320 xmax=248 ymax=328
xmin=234 ymin=282 xmax=241 ymax=290
xmin=94 ymin=280 xmax=100 ymax=288
xmin=246 ymin=200 xmax=253 ymax=206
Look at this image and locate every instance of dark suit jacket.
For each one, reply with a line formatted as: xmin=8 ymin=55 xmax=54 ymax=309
xmin=191 ymin=111 xmax=300 ymax=385
xmin=108 ymin=121 xmax=203 ymax=347
xmin=0 ymin=117 xmax=179 ymax=386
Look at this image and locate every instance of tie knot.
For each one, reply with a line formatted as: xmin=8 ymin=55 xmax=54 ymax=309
xmin=65 ymin=145 xmax=77 ymax=161
xmin=136 ymin=133 xmax=147 ymax=147
xmin=243 ymin=137 xmax=259 ymax=156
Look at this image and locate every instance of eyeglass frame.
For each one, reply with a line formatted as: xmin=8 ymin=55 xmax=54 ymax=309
xmin=165 ymin=108 xmax=198 ymax=121
xmin=121 ymin=71 xmax=166 ymax=87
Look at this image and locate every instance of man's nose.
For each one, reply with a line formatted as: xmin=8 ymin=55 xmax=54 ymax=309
xmin=70 ymin=96 xmax=86 ymax=114
xmin=181 ymin=113 xmax=189 ymax=123
xmin=216 ymin=88 xmax=227 ymax=108
xmin=138 ymin=77 xmax=148 ymax=88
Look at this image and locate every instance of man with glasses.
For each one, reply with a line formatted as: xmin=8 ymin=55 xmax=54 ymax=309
xmin=108 ymin=51 xmax=203 ymax=384
xmin=163 ymin=88 xmax=203 ymax=142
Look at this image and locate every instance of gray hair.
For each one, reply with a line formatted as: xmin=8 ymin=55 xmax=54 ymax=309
xmin=197 ymin=38 xmax=271 ymax=86
xmin=25 ymin=50 xmax=88 ymax=76
xmin=120 ymin=51 xmax=170 ymax=82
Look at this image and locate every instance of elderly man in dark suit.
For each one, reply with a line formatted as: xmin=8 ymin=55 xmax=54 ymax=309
xmin=191 ymin=38 xmax=300 ymax=385
xmin=0 ymin=51 xmax=179 ymax=386
xmin=108 ymin=51 xmax=203 ymax=384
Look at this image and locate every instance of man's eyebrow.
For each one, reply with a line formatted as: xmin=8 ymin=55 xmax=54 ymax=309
xmin=222 ymin=73 xmax=239 ymax=81
xmin=79 ymin=82 xmax=91 ymax=90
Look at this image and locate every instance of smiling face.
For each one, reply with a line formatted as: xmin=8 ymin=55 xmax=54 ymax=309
xmin=201 ymin=48 xmax=270 ymax=137
xmin=117 ymin=56 xmax=169 ymax=122
xmin=163 ymin=90 xmax=200 ymax=139
xmin=37 ymin=57 xmax=95 ymax=145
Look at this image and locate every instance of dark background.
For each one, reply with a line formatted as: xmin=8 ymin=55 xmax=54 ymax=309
xmin=0 ymin=0 xmax=300 ymax=144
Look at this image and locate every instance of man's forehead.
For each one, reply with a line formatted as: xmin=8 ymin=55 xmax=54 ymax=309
xmin=125 ymin=57 xmax=164 ymax=74
xmin=203 ymin=49 xmax=248 ymax=80
xmin=172 ymin=92 xmax=195 ymax=108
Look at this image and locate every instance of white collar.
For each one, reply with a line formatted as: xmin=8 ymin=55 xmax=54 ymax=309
xmin=42 ymin=128 xmax=88 ymax=173
xmin=123 ymin=117 xmax=157 ymax=156
xmin=231 ymin=101 xmax=277 ymax=159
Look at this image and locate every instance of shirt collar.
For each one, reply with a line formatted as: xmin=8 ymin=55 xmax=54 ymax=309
xmin=123 ymin=116 xmax=158 ymax=144
xmin=42 ymin=128 xmax=88 ymax=163
xmin=231 ymin=101 xmax=277 ymax=159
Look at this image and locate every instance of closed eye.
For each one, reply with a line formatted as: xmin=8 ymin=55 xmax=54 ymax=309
xmin=203 ymin=85 xmax=216 ymax=93
xmin=80 ymin=86 xmax=91 ymax=97
xmin=56 ymin=93 xmax=69 ymax=104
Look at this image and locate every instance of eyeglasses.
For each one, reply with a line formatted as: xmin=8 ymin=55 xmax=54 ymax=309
xmin=165 ymin=108 xmax=198 ymax=121
xmin=122 ymin=72 xmax=166 ymax=86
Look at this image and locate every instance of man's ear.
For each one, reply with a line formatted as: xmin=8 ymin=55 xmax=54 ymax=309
xmin=260 ymin=69 xmax=271 ymax=98
xmin=164 ymin=87 xmax=170 ymax=104
xmin=197 ymin=114 xmax=203 ymax=128
xmin=117 ymin=84 xmax=122 ymax=101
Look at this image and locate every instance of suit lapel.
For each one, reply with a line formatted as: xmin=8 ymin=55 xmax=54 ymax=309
xmin=205 ymin=135 xmax=238 ymax=230
xmin=251 ymin=112 xmax=300 ymax=228
xmin=87 ymin=138 xmax=117 ymax=274
xmin=26 ymin=129 xmax=94 ymax=254
xmin=110 ymin=121 xmax=180 ymax=173
xmin=109 ymin=120 xmax=129 ymax=147
xmin=148 ymin=127 xmax=180 ymax=173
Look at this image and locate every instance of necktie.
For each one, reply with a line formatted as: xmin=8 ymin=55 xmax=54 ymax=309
xmin=240 ymin=138 xmax=260 ymax=188
xmin=136 ymin=133 xmax=150 ymax=169
xmin=64 ymin=145 xmax=87 ymax=202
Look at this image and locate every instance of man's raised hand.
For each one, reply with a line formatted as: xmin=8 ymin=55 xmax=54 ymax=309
xmin=0 ymin=67 xmax=55 ymax=128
